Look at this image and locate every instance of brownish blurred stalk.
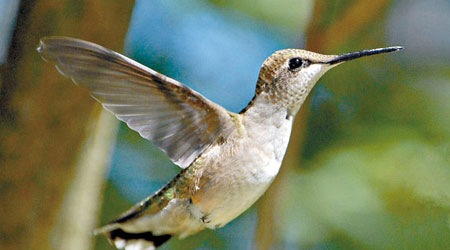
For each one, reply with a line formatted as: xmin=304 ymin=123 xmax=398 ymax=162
xmin=0 ymin=1 xmax=134 ymax=250
xmin=254 ymin=0 xmax=392 ymax=249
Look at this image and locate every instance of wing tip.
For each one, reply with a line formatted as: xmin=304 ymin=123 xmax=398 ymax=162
xmin=37 ymin=36 xmax=67 ymax=62
xmin=36 ymin=38 xmax=50 ymax=62
xmin=36 ymin=36 xmax=90 ymax=61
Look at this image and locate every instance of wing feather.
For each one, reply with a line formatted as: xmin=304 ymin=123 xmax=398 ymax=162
xmin=38 ymin=37 xmax=233 ymax=168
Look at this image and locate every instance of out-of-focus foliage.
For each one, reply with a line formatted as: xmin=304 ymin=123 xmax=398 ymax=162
xmin=209 ymin=0 xmax=313 ymax=32
xmin=0 ymin=1 xmax=133 ymax=250
xmin=276 ymin=0 xmax=450 ymax=249
xmin=1 ymin=0 xmax=449 ymax=250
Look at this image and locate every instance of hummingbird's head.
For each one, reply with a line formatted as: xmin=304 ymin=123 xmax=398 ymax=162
xmin=253 ymin=46 xmax=403 ymax=116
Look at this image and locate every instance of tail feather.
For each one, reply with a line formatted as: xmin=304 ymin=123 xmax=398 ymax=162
xmin=94 ymin=225 xmax=172 ymax=250
xmin=109 ymin=229 xmax=172 ymax=248
xmin=93 ymin=174 xmax=197 ymax=249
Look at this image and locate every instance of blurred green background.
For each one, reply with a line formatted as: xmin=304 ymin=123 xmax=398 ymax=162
xmin=0 ymin=0 xmax=449 ymax=250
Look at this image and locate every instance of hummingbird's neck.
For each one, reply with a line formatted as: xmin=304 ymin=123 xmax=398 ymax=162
xmin=242 ymin=92 xmax=294 ymax=163
xmin=242 ymin=92 xmax=287 ymax=118
xmin=241 ymin=86 xmax=312 ymax=120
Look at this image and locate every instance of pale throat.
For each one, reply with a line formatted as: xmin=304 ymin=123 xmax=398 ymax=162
xmin=243 ymin=94 xmax=294 ymax=162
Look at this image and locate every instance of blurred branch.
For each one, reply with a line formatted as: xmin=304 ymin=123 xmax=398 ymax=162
xmin=0 ymin=1 xmax=134 ymax=250
xmin=53 ymin=109 xmax=118 ymax=250
xmin=254 ymin=0 xmax=393 ymax=249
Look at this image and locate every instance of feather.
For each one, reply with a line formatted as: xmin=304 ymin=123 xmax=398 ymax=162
xmin=37 ymin=37 xmax=233 ymax=168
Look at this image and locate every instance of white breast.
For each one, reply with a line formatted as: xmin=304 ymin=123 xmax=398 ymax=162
xmin=193 ymin=108 xmax=293 ymax=228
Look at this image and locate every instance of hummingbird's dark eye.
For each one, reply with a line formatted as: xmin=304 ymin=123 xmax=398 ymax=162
xmin=288 ymin=57 xmax=303 ymax=70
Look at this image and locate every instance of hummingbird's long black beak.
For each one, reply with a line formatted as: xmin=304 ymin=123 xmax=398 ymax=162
xmin=324 ymin=46 xmax=403 ymax=65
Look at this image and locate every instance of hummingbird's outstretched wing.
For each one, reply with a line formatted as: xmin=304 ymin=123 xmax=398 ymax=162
xmin=38 ymin=37 xmax=233 ymax=168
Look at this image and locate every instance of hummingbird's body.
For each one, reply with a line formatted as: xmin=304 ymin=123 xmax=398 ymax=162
xmin=110 ymin=92 xmax=294 ymax=248
xmin=37 ymin=37 xmax=402 ymax=250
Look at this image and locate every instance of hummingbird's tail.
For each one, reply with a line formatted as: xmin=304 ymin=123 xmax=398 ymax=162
xmin=93 ymin=188 xmax=173 ymax=250
xmin=93 ymin=168 xmax=206 ymax=249
xmin=93 ymin=176 xmax=205 ymax=249
xmin=94 ymin=223 xmax=171 ymax=250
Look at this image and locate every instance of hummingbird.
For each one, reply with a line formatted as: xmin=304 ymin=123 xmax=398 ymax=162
xmin=37 ymin=37 xmax=402 ymax=250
